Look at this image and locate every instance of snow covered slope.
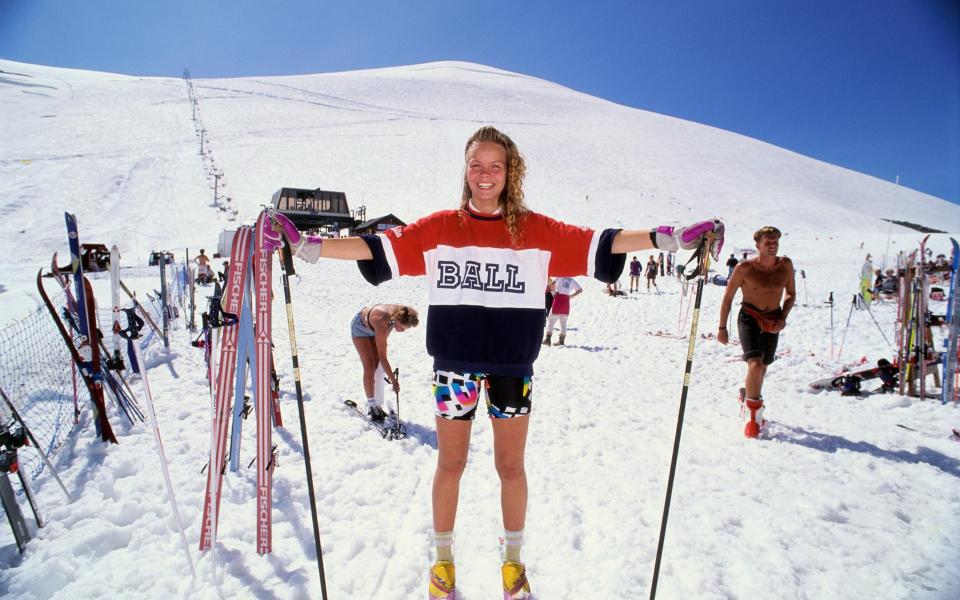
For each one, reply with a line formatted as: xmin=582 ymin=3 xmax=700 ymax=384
xmin=0 ymin=59 xmax=958 ymax=599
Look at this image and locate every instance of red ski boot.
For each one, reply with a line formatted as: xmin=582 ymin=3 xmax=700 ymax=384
xmin=743 ymin=397 xmax=765 ymax=438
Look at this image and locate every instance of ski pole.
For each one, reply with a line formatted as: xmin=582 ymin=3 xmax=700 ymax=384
xmin=649 ymin=234 xmax=716 ymax=600
xmin=119 ymin=308 xmax=195 ymax=578
xmin=863 ymin=305 xmax=893 ymax=351
xmin=825 ymin=292 xmax=835 ymax=359
xmin=391 ymin=367 xmax=406 ymax=440
xmin=393 ymin=367 xmax=401 ymax=424
xmin=275 ymin=223 xmax=329 ymax=600
xmin=836 ymin=295 xmax=857 ymax=363
xmin=0 ymin=388 xmax=73 ymax=503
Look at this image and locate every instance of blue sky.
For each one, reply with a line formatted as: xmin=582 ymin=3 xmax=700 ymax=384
xmin=2 ymin=0 xmax=957 ymax=204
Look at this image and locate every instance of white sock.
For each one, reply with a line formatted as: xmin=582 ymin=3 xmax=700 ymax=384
xmin=433 ymin=530 xmax=454 ymax=562
xmin=503 ymin=529 xmax=523 ymax=563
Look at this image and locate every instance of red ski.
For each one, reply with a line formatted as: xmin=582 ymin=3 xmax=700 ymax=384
xmin=254 ymin=211 xmax=276 ymax=555
xmin=37 ymin=269 xmax=117 ymax=444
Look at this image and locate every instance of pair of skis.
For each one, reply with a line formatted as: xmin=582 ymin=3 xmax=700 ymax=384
xmin=198 ymin=215 xmax=277 ymax=561
xmin=49 ymin=250 xmax=145 ymax=427
xmin=198 ymin=225 xmax=263 ymax=566
xmin=343 ymin=400 xmax=407 ymax=440
xmin=36 ymin=213 xmax=122 ymax=443
xmin=342 ymin=368 xmax=408 ymax=440
xmin=198 ymin=210 xmax=327 ymax=597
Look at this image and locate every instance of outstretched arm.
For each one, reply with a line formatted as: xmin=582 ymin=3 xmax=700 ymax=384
xmin=264 ymin=211 xmax=372 ymax=261
xmin=611 ymin=220 xmax=724 ymax=257
xmin=611 ymin=230 xmax=656 ymax=253
xmin=315 ymin=237 xmax=373 ymax=261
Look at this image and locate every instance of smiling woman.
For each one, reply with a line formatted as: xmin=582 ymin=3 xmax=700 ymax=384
xmin=262 ymin=125 xmax=723 ymax=599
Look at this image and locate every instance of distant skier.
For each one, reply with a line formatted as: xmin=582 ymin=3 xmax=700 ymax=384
xmin=542 ymin=277 xmax=582 ymax=346
xmin=860 ymin=253 xmax=874 ymax=306
xmin=878 ymin=269 xmax=898 ymax=297
xmin=726 ymin=253 xmax=739 ymax=278
xmin=717 ymin=226 xmax=796 ymax=438
xmin=629 ymin=256 xmax=642 ymax=292
xmin=351 ymin=304 xmax=419 ymax=422
xmin=194 ymin=249 xmax=214 ymax=285
xmin=263 ymin=126 xmax=724 ymax=599
xmin=646 ymin=255 xmax=660 ymax=292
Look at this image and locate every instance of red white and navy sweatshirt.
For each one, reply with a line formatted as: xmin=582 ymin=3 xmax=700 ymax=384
xmin=357 ymin=205 xmax=624 ymax=377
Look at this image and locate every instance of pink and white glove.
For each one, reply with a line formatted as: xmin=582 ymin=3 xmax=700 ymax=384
xmin=265 ymin=209 xmax=324 ymax=263
xmin=653 ymin=219 xmax=725 ymax=260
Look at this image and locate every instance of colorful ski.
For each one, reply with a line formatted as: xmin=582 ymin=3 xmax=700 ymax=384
xmin=37 ymin=268 xmax=117 ymax=443
xmin=919 ymin=236 xmax=930 ymax=399
xmin=50 ymin=254 xmax=144 ymax=425
xmin=253 ymin=212 xmax=275 ymax=555
xmin=158 ymin=252 xmax=171 ymax=348
xmin=229 ymin=253 xmax=257 ymax=473
xmin=942 ymin=238 xmax=959 ymax=403
xmin=109 ymin=245 xmax=125 ymax=372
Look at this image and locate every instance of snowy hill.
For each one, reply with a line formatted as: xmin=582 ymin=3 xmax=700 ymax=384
xmin=2 ymin=58 xmax=958 ymax=319
xmin=0 ymin=59 xmax=958 ymax=599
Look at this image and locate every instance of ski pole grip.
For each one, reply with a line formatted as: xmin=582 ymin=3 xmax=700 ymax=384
xmin=281 ymin=241 xmax=296 ymax=276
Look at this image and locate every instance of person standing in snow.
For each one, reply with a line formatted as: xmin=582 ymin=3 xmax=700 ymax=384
xmin=726 ymin=253 xmax=739 ymax=278
xmin=350 ymin=304 xmax=419 ymax=422
xmin=195 ymin=249 xmax=214 ymax=284
xmin=860 ymin=253 xmax=874 ymax=306
xmin=717 ymin=226 xmax=795 ymax=438
xmin=542 ymin=277 xmax=582 ymax=346
xmin=628 ymin=256 xmax=642 ymax=292
xmin=645 ymin=255 xmax=660 ymax=292
xmin=263 ymin=126 xmax=724 ymax=599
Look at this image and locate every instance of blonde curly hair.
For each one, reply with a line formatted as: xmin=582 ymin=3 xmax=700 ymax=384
xmin=460 ymin=126 xmax=530 ymax=245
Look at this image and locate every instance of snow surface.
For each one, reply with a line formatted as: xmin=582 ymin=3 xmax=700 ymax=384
xmin=1 ymin=58 xmax=959 ymax=599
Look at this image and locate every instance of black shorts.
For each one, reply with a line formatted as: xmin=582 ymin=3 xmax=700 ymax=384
xmin=737 ymin=308 xmax=779 ymax=365
xmin=432 ymin=370 xmax=532 ymax=421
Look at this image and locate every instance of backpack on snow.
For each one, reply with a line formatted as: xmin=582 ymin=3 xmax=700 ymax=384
xmin=840 ymin=374 xmax=862 ymax=396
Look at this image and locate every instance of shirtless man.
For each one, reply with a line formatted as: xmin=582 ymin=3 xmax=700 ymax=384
xmin=194 ymin=249 xmax=213 ymax=283
xmin=717 ymin=226 xmax=795 ymax=438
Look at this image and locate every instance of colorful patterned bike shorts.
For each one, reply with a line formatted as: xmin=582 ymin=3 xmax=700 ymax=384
xmin=432 ymin=370 xmax=532 ymax=421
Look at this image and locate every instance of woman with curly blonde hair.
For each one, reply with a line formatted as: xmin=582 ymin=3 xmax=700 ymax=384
xmin=264 ymin=126 xmax=724 ymax=599
xmin=459 ymin=126 xmax=529 ymax=246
